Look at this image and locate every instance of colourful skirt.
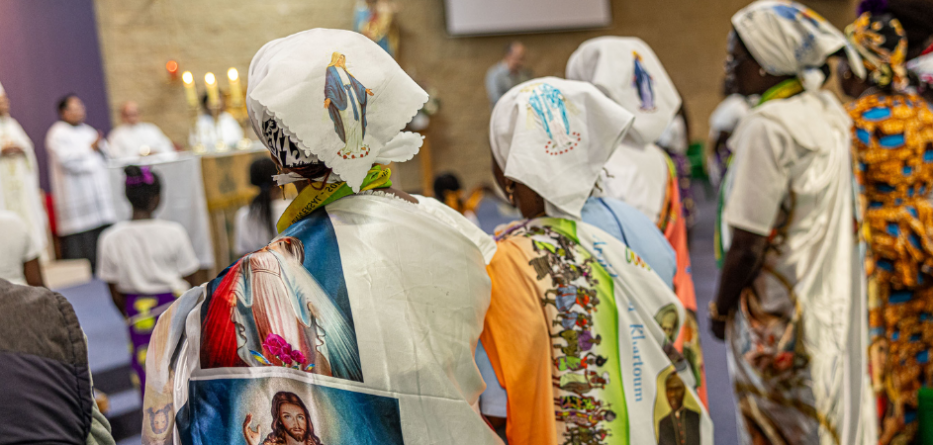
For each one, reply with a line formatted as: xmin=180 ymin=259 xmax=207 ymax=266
xmin=126 ymin=292 xmax=176 ymax=396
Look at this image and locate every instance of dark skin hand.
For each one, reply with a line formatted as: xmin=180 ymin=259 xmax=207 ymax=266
xmin=711 ymin=228 xmax=769 ymax=340
xmin=109 ymin=283 xmax=128 ymax=318
xmin=711 ymin=29 xmax=795 ymax=340
xmin=23 ymin=257 xmax=44 ymax=287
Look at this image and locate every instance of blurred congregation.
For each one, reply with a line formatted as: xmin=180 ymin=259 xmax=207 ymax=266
xmin=4 ymin=0 xmax=933 ymax=444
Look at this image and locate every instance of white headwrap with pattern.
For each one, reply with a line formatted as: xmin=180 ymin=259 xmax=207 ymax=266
xmin=566 ymin=37 xmax=681 ymax=146
xmin=732 ymin=0 xmax=865 ymax=90
xmin=490 ymin=77 xmax=635 ymax=219
xmin=247 ymin=29 xmax=428 ymax=191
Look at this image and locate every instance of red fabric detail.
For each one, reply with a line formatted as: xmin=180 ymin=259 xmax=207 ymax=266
xmin=199 ymin=260 xmax=248 ymax=369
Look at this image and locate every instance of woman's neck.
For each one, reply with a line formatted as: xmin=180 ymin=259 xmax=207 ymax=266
xmin=131 ymin=209 xmax=153 ymax=221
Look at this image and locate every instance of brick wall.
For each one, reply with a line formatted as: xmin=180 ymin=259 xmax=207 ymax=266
xmin=94 ymin=0 xmax=858 ymax=192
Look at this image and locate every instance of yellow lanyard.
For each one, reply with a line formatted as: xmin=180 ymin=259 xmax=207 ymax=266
xmin=757 ymin=78 xmax=804 ymax=106
xmin=276 ymin=165 xmax=392 ymax=233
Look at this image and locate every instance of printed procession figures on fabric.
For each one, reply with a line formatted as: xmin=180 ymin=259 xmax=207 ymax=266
xmin=492 ymin=217 xmax=712 ymax=445
xmin=483 ymin=76 xmax=711 ymax=445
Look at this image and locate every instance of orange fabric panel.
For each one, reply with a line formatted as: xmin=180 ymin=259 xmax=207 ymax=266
xmin=480 ymin=238 xmax=558 ymax=445
xmin=664 ymin=165 xmax=708 ymax=408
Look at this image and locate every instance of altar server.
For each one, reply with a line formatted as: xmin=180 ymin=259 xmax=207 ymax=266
xmin=46 ymin=94 xmax=115 ymax=272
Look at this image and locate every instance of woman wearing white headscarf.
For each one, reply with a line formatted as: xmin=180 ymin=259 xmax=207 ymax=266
xmin=566 ymin=38 xmax=706 ymax=406
xmin=708 ymin=2 xmax=875 ymax=444
xmin=140 ymin=29 xmax=501 ymax=445
xmin=481 ymin=77 xmax=712 ymax=445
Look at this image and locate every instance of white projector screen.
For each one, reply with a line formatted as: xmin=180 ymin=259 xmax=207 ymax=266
xmin=444 ymin=0 xmax=611 ymax=36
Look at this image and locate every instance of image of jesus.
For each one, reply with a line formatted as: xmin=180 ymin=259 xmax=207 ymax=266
xmin=324 ymin=52 xmax=374 ymax=159
xmin=243 ymin=391 xmax=324 ymax=445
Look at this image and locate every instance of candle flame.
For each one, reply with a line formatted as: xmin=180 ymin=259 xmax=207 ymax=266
xmin=205 ymin=72 xmax=216 ymax=85
xmin=227 ymin=68 xmax=239 ymax=82
xmin=182 ymin=71 xmax=194 ymax=84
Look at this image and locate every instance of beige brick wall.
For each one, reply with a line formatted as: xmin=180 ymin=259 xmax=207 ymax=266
xmin=94 ymin=0 xmax=857 ymax=193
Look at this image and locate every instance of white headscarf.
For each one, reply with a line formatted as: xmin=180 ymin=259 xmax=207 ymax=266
xmin=732 ymin=0 xmax=864 ymax=90
xmin=0 ymin=80 xmax=5 ymax=96
xmin=566 ymin=37 xmax=681 ymax=145
xmin=490 ymin=77 xmax=635 ymax=219
xmin=247 ymin=29 xmax=428 ymax=191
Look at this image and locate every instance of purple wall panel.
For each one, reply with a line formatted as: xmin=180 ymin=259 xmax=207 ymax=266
xmin=0 ymin=0 xmax=112 ymax=191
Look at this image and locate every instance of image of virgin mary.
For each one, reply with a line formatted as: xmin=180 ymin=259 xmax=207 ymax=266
xmin=633 ymin=51 xmax=656 ymax=111
xmin=324 ymin=52 xmax=374 ymax=159
xmin=527 ymin=83 xmax=579 ymax=154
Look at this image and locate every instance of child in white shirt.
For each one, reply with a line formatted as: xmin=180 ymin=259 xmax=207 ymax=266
xmin=97 ymin=165 xmax=200 ymax=396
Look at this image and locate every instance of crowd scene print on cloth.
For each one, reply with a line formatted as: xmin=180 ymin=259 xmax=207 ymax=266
xmin=524 ymin=224 xmax=616 ymax=444
xmin=324 ymin=51 xmax=374 ymax=160
xmin=198 ymin=236 xmax=364 ymax=382
xmin=181 ymin=377 xmax=404 ymax=445
xmin=632 ymin=52 xmax=656 ymax=111
xmin=525 ymin=83 xmax=582 ymax=156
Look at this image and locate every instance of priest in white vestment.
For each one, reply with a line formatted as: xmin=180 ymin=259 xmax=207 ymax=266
xmin=0 ymin=81 xmax=48 ymax=259
xmin=46 ymin=94 xmax=115 ymax=273
xmin=190 ymin=94 xmax=243 ymax=150
xmin=108 ymin=101 xmax=174 ymax=159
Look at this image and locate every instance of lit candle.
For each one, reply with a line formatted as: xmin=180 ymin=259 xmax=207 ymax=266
xmin=182 ymin=71 xmax=198 ymax=108
xmin=205 ymin=72 xmax=220 ymax=108
xmin=227 ymin=68 xmax=243 ymax=108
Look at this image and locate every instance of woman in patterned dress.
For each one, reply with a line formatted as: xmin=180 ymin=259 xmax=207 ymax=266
xmin=840 ymin=8 xmax=933 ymax=444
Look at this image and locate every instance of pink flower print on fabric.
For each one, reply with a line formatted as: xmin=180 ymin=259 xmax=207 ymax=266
xmin=252 ymin=333 xmax=316 ymax=372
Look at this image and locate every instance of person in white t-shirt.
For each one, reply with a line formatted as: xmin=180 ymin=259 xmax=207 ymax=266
xmin=235 ymin=157 xmax=291 ymax=256
xmin=0 ymin=210 xmax=44 ymax=286
xmin=107 ymin=101 xmax=174 ymax=159
xmin=97 ymin=165 xmax=200 ymax=396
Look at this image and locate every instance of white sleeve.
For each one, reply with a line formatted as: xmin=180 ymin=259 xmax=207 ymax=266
xmin=723 ymin=116 xmax=793 ymax=236
xmin=46 ymin=127 xmax=100 ymax=174
xmin=12 ymin=217 xmax=42 ymax=262
xmin=96 ymin=231 xmax=121 ymax=284
xmin=173 ymin=226 xmax=201 ymax=276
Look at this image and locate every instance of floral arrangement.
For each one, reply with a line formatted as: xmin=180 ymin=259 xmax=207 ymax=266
xmin=250 ymin=333 xmax=315 ymax=372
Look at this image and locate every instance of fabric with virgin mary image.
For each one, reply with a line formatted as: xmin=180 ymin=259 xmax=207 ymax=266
xmin=141 ymin=193 xmax=501 ymax=445
xmin=324 ymin=52 xmax=373 ymax=160
xmin=482 ymin=217 xmax=713 ymax=445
